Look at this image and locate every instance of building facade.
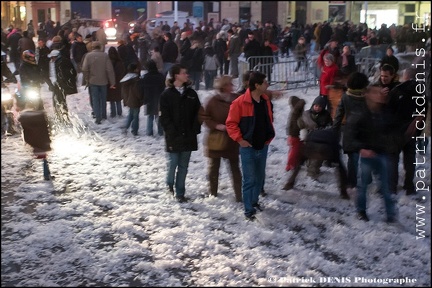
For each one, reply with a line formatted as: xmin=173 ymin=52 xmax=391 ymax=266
xmin=1 ymin=1 xmax=430 ymax=33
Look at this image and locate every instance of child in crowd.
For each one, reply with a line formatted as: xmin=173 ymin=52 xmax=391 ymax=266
xmin=285 ymin=95 xmax=306 ymax=171
xmin=298 ymin=96 xmax=332 ymax=179
xmin=294 ymin=36 xmax=307 ymax=72
xmin=120 ymin=63 xmax=144 ymax=136
xmin=17 ymin=100 xmax=52 ymax=180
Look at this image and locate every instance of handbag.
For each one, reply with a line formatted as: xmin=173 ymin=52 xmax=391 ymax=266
xmin=207 ymin=130 xmax=229 ymax=151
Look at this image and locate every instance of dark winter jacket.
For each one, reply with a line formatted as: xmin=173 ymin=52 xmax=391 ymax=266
xmin=71 ymin=40 xmax=88 ymax=69
xmin=387 ymin=79 xmax=428 ymax=144
xmin=107 ymin=58 xmax=126 ymax=102
xmin=142 ymin=70 xmax=166 ymax=116
xmin=19 ymin=61 xmax=43 ymax=88
xmin=17 ymin=36 xmax=35 ymax=55
xmin=36 ymin=45 xmax=51 ymax=78
xmin=261 ymin=45 xmax=274 ymax=61
xmin=118 ymin=42 xmax=139 ymax=71
xmin=243 ymin=38 xmax=261 ymax=59
xmin=333 ymin=89 xmax=368 ymax=153
xmin=7 ymin=31 xmax=22 ymax=58
xmin=161 ymin=39 xmax=178 ymax=63
xmin=350 ymin=106 xmax=396 ymax=154
xmin=179 ymin=37 xmax=191 ymax=57
xmin=183 ymin=47 xmax=204 ymax=72
xmin=339 ymin=54 xmax=356 ymax=76
xmin=159 ymin=85 xmax=202 ymax=152
xmin=53 ymin=54 xmax=77 ymax=95
xmin=213 ymin=37 xmax=227 ymax=60
xmin=120 ymin=73 xmax=144 ymax=108
xmin=303 ymin=128 xmax=341 ymax=162
xmin=319 ymin=24 xmax=333 ymax=49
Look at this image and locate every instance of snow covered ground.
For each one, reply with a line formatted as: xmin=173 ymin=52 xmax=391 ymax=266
xmin=1 ymin=73 xmax=431 ymax=287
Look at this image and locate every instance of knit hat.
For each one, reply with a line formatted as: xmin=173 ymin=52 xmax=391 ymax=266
xmin=312 ymin=96 xmax=326 ymax=108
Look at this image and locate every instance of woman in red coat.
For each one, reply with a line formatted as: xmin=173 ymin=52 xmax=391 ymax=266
xmin=319 ymin=53 xmax=339 ymax=113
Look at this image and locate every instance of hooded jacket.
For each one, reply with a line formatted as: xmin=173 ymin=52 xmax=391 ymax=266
xmin=286 ymin=96 xmax=306 ymax=137
xmin=299 ymin=96 xmax=332 ymax=131
xmin=120 ymin=73 xmax=143 ymax=108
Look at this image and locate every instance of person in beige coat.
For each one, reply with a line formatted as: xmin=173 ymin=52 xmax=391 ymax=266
xmin=81 ymin=41 xmax=115 ymax=124
xmin=199 ymin=76 xmax=242 ymax=202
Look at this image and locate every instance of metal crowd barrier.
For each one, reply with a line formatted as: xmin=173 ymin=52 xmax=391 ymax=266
xmin=356 ymin=57 xmax=381 ymax=79
xmin=239 ymin=55 xmax=319 ymax=93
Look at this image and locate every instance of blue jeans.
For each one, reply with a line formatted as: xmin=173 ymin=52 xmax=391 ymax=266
xmin=204 ymin=70 xmax=217 ymax=90
xmin=110 ymin=101 xmax=122 ymax=117
xmin=356 ymin=153 xmax=396 ymax=219
xmin=190 ymin=71 xmax=202 ymax=90
xmin=239 ymin=145 xmax=269 ymax=217
xmin=347 ymin=152 xmax=359 ymax=188
xmin=43 ymin=158 xmax=51 ymax=180
xmin=166 ymin=151 xmax=192 ymax=197
xmin=146 ymin=114 xmax=163 ymax=136
xmin=89 ymin=85 xmax=107 ymax=122
xmin=163 ymin=62 xmax=174 ymax=77
xmin=125 ymin=107 xmax=140 ymax=135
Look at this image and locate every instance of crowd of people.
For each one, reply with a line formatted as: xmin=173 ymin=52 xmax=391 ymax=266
xmin=1 ymin=16 xmax=431 ymax=223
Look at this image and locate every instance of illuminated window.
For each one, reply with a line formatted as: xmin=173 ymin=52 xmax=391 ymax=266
xmin=20 ymin=6 xmax=26 ymax=21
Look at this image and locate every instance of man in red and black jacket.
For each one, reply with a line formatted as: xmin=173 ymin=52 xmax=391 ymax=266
xmin=226 ymin=71 xmax=275 ymax=221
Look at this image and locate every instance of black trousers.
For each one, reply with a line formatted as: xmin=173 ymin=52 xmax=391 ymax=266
xmin=387 ymin=139 xmax=416 ymax=194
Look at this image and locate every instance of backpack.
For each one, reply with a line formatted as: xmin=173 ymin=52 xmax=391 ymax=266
xmin=204 ymin=54 xmax=218 ymax=71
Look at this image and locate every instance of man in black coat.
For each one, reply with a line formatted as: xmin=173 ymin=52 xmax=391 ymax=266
xmin=243 ymin=31 xmax=262 ymax=70
xmin=161 ymin=32 xmax=179 ymax=76
xmin=319 ymin=22 xmax=333 ymax=51
xmin=36 ymin=38 xmax=53 ymax=90
xmin=351 ymin=84 xmax=397 ymax=222
xmin=179 ymin=31 xmax=192 ymax=67
xmin=117 ymin=39 xmax=140 ymax=72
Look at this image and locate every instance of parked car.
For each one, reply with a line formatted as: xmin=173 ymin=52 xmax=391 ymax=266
xmin=128 ymin=11 xmax=198 ymax=35
xmin=62 ymin=18 xmax=126 ymax=41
